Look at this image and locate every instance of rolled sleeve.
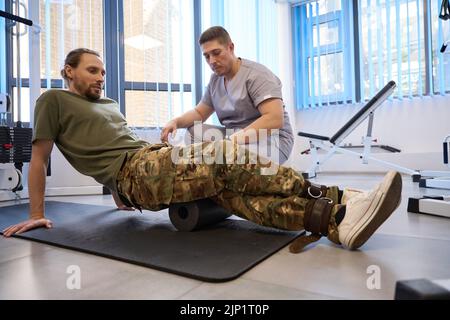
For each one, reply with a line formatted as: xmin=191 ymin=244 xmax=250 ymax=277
xmin=32 ymin=93 xmax=60 ymax=143
xmin=247 ymin=72 xmax=283 ymax=108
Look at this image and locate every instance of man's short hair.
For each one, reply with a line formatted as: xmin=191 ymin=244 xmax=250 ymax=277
xmin=60 ymin=48 xmax=101 ymax=84
xmin=198 ymin=26 xmax=232 ymax=46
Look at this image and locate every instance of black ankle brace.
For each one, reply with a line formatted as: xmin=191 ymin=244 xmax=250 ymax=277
xmin=289 ymin=198 xmax=334 ymax=253
xmin=303 ymin=198 xmax=334 ymax=236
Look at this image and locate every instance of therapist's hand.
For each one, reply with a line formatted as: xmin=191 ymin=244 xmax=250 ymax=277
xmin=161 ymin=120 xmax=178 ymax=142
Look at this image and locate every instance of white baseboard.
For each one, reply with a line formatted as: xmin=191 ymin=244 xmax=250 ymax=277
xmin=0 ymin=190 xmax=28 ymax=202
xmin=0 ymin=186 xmax=104 ymax=203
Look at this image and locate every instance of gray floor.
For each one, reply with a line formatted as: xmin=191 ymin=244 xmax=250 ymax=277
xmin=1 ymin=173 xmax=449 ymax=300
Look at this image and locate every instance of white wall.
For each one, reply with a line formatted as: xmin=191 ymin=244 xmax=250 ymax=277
xmin=0 ymin=147 xmax=103 ymax=202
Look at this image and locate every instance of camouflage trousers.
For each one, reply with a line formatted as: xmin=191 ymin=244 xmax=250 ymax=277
xmin=117 ymin=140 xmax=343 ymax=248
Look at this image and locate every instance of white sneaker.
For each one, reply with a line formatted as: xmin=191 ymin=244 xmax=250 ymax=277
xmin=338 ymin=171 xmax=402 ymax=250
xmin=341 ymin=187 xmax=364 ymax=205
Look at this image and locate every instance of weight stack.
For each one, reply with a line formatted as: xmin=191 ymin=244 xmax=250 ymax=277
xmin=0 ymin=127 xmax=33 ymax=164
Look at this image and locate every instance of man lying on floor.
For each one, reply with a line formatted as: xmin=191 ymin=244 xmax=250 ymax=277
xmin=2 ymin=48 xmax=402 ymax=253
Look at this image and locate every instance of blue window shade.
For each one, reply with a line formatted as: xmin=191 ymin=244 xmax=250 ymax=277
xmin=292 ymin=0 xmax=354 ymax=109
xmin=359 ymin=0 xmax=426 ymax=100
xmin=203 ymin=0 xmax=280 ymax=86
xmin=292 ymin=0 xmax=449 ymax=109
xmin=202 ymin=0 xmax=280 ymax=121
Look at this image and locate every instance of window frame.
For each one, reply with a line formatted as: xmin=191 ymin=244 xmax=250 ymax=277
xmin=4 ymin=0 xmax=203 ymax=128
xmin=294 ymin=0 xmax=354 ymax=108
xmin=105 ymin=0 xmax=201 ymax=126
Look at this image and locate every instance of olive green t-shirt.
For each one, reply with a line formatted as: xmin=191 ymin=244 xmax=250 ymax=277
xmin=33 ymin=89 xmax=149 ymax=192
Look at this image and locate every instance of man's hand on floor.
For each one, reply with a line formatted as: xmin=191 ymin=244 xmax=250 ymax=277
xmin=2 ymin=218 xmax=53 ymax=237
xmin=116 ymin=204 xmax=135 ymax=211
xmin=111 ymin=191 xmax=135 ymax=211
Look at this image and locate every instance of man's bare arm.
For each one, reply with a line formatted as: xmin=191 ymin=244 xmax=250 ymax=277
xmin=175 ymin=102 xmax=215 ymax=128
xmin=161 ymin=102 xmax=215 ymax=142
xmin=28 ymin=139 xmax=54 ymax=218
xmin=230 ymin=98 xmax=284 ymax=144
xmin=2 ymin=140 xmax=54 ymax=237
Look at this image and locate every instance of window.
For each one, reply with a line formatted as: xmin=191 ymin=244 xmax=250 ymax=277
xmin=201 ymin=0 xmax=280 ymax=85
xmin=123 ymin=0 xmax=195 ymax=128
xmin=358 ymin=0 xmax=426 ymax=99
xmin=8 ymin=0 xmax=103 ymax=122
xmin=39 ymin=0 xmax=103 ymax=81
xmin=200 ymin=0 xmax=280 ymax=124
xmin=5 ymin=0 xmax=195 ymax=128
xmin=293 ymin=0 xmax=355 ymax=108
xmin=292 ymin=0 xmax=450 ymax=109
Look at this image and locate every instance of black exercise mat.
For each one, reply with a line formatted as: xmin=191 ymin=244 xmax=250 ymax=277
xmin=0 ymin=201 xmax=304 ymax=282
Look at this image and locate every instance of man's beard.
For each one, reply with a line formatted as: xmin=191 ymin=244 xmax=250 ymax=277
xmin=75 ymin=82 xmax=101 ymax=100
xmin=85 ymin=87 xmax=101 ymax=100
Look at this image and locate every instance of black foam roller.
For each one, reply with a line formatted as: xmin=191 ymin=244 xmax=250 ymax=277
xmin=169 ymin=198 xmax=232 ymax=231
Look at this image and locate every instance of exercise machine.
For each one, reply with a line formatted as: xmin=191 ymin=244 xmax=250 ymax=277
xmin=415 ymin=135 xmax=450 ymax=190
xmin=0 ymin=8 xmax=35 ymax=193
xmin=0 ymin=93 xmax=31 ymax=192
xmin=408 ymin=195 xmax=450 ymax=218
xmin=298 ymin=81 xmax=420 ymax=179
xmin=439 ymin=0 xmax=449 ymax=20
xmin=406 ymin=1 xmax=450 ymax=218
xmin=415 ymin=2 xmax=450 ymax=189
